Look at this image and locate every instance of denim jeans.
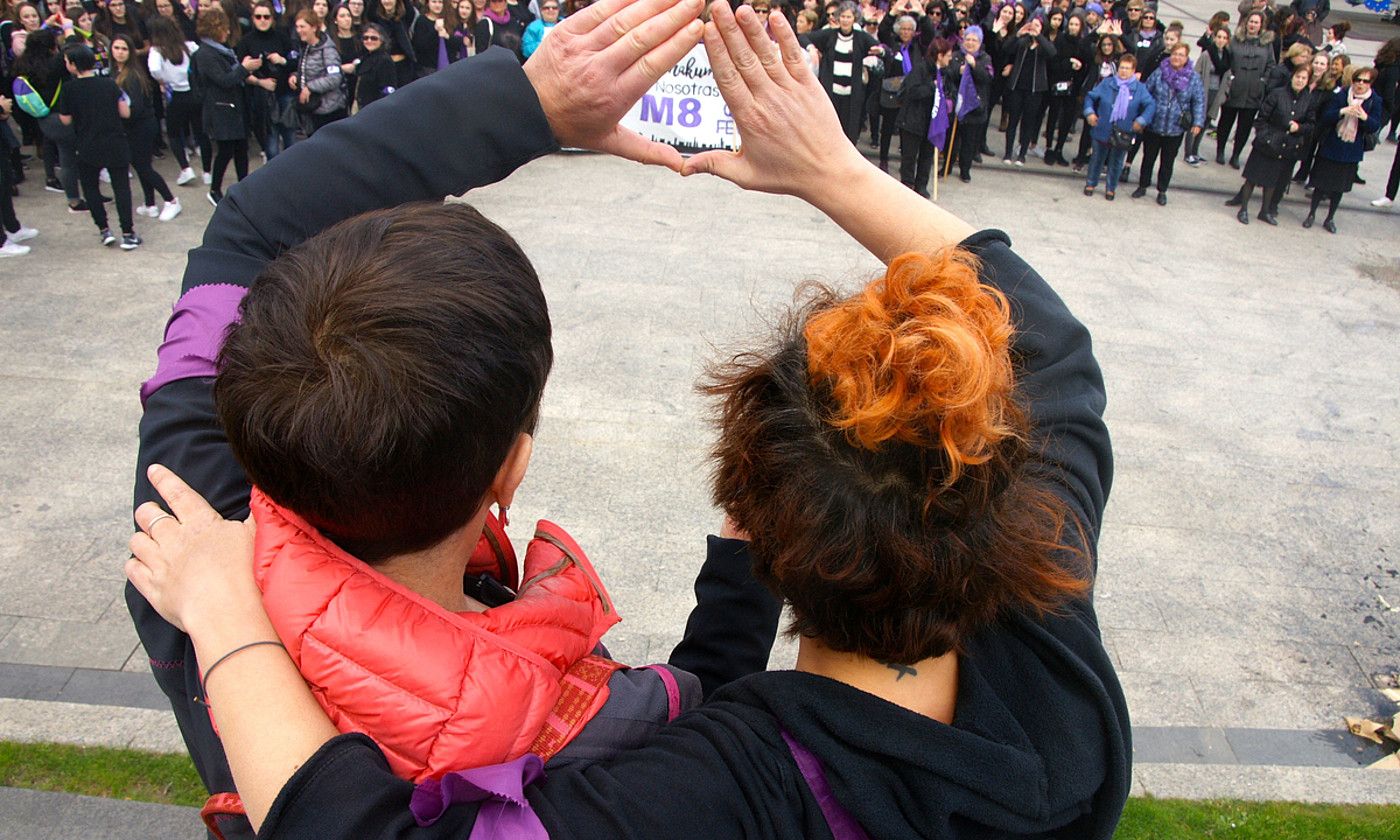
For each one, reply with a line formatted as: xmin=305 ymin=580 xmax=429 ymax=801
xmin=1085 ymin=139 xmax=1128 ymax=192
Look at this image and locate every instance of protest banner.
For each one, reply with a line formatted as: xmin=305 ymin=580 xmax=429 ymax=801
xmin=621 ymin=44 xmax=740 ymax=155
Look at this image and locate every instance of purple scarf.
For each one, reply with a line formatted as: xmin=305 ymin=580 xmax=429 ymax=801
xmin=1109 ymin=76 xmax=1134 ymax=123
xmin=482 ymin=5 xmax=511 ymax=23
xmin=1159 ymin=62 xmax=1192 ymax=94
xmin=956 ymin=54 xmax=982 ymax=117
xmin=437 ymin=32 xmax=449 ymax=69
xmin=900 ymin=43 xmax=912 ymax=74
xmin=928 ymin=66 xmax=951 ymax=146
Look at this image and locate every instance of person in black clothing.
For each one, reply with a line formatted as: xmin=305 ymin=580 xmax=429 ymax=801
xmin=1225 ymin=60 xmax=1313 ymax=224
xmin=474 ymin=0 xmax=530 ymax=60
xmin=1000 ymin=14 xmax=1054 ymax=164
xmin=353 ymin=21 xmax=396 ymax=108
xmin=125 ymin=5 xmax=1129 ymax=840
xmin=368 ymin=0 xmax=416 ymax=84
xmin=874 ymin=13 xmax=918 ymax=169
xmin=15 ymin=29 xmax=86 ymax=210
xmin=895 ymin=35 xmax=954 ymax=195
xmin=96 ymin=0 xmax=146 ymax=48
xmin=237 ymin=1 xmax=297 ymax=159
xmin=58 ymin=43 xmax=139 ymax=248
xmin=192 ymin=5 xmax=261 ymax=205
xmin=947 ymin=24 xmax=991 ymax=181
xmin=409 ymin=0 xmax=459 ymax=76
xmin=1042 ymin=8 xmax=1085 ymax=164
xmin=110 ymin=34 xmax=181 ymax=221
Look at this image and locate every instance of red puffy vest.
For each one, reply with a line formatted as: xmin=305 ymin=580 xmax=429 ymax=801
xmin=249 ymin=488 xmax=621 ymax=781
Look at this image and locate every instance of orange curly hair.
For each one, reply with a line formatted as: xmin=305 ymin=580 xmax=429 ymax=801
xmin=804 ymin=249 xmax=1017 ymax=485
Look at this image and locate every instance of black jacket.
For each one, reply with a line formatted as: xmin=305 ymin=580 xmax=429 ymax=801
xmin=1252 ymin=82 xmax=1314 ymax=159
xmin=948 ymin=49 xmax=992 ymax=124
xmin=191 ymin=39 xmax=250 ymax=141
xmin=236 ymin=26 xmax=295 ymax=95
xmin=257 ymin=223 xmax=1128 ymax=840
xmin=1006 ymin=32 xmax=1056 ymax=93
xmin=354 ymin=49 xmax=397 ymax=109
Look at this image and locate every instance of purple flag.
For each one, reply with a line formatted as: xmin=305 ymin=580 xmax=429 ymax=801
xmin=928 ymin=68 xmax=951 ymax=148
xmin=956 ymin=63 xmax=981 ymax=119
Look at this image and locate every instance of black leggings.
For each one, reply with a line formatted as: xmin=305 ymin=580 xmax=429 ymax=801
xmin=1308 ymin=189 xmax=1342 ymax=221
xmin=956 ymin=118 xmax=983 ymax=178
xmin=0 ymin=146 xmax=19 ymax=234
xmin=166 ymin=90 xmax=211 ymax=171
xmin=1138 ymin=131 xmax=1184 ymax=192
xmin=878 ymin=105 xmax=900 ymax=165
xmin=211 ymin=138 xmax=249 ymax=195
xmin=1002 ymin=88 xmax=1044 ymax=158
xmin=78 ymin=158 xmax=134 ymax=234
xmin=1075 ymin=115 xmax=1095 ymax=163
xmin=127 ymin=118 xmax=174 ymax=207
xmin=899 ymin=129 xmax=936 ymax=192
xmin=1216 ymin=105 xmax=1257 ymax=161
xmin=1045 ymin=95 xmax=1076 ymax=153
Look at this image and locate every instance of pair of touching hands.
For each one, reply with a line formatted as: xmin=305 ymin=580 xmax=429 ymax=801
xmin=129 ymin=0 xmax=867 ymax=630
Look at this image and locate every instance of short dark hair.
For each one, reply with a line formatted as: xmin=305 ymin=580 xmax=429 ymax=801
xmin=704 ymin=250 xmax=1088 ymax=665
xmin=216 ymin=202 xmax=552 ymax=562
xmin=64 ymin=43 xmax=96 ymax=71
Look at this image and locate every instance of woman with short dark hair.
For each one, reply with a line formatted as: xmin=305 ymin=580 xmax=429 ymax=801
xmin=1225 ymin=61 xmax=1313 ymax=224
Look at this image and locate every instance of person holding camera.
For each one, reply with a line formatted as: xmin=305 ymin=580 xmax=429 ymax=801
xmin=1000 ymin=13 xmax=1055 ymax=165
xmin=238 ymin=1 xmax=298 ymax=160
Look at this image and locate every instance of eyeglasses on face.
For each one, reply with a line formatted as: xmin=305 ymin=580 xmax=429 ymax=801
xmin=362 ymin=33 xmax=381 ymax=40
xmin=253 ymin=12 xmax=273 ymax=18
xmin=1354 ymin=77 xmax=1373 ymax=84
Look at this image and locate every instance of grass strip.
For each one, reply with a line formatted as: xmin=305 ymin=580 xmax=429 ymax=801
xmin=0 ymin=740 xmax=205 ymax=807
xmin=3 ymin=740 xmax=1400 ymax=837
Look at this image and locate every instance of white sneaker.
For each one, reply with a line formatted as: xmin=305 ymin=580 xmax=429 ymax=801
xmin=9 ymin=226 xmax=38 ymax=243
xmin=0 ymin=238 xmax=31 ymax=257
xmin=136 ymin=205 xmax=159 ymax=218
xmin=1371 ymin=196 xmax=1394 ymax=208
xmin=99 ymin=168 xmax=112 ymax=184
xmin=159 ymin=198 xmax=183 ymax=221
xmin=202 ymin=172 xmax=213 ymax=185
xmin=176 ymin=167 xmax=196 ymax=186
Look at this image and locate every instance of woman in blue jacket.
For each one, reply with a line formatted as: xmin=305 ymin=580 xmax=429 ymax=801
xmin=1134 ymin=42 xmax=1204 ymax=205
xmin=1304 ymin=65 xmax=1384 ymax=232
xmin=1082 ymin=52 xmax=1154 ymax=199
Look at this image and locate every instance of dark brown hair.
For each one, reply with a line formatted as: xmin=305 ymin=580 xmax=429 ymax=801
xmin=216 ymin=202 xmax=552 ymax=562
xmin=704 ymin=250 xmax=1087 ymax=664
xmin=195 ymin=4 xmax=229 ymax=40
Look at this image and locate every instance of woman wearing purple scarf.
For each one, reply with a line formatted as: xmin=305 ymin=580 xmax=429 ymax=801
xmin=1081 ymin=51 xmax=1154 ymax=198
xmin=893 ymin=36 xmax=957 ymax=196
xmin=946 ymin=24 xmax=992 ymax=182
xmin=1134 ymin=41 xmax=1204 ymax=204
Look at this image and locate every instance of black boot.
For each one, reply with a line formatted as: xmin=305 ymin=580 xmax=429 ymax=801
xmin=1302 ymin=212 xmax=1314 ymax=228
xmin=1236 ymin=207 xmax=1249 ymax=224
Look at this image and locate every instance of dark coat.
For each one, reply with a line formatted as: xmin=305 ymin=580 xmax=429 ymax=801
xmin=809 ymin=26 xmax=881 ymax=123
xmin=1048 ymin=31 xmax=1087 ymax=96
xmin=1316 ymin=88 xmax=1384 ymax=164
xmin=948 ymin=49 xmax=993 ymax=124
xmin=191 ymin=39 xmax=250 ymax=141
xmin=1006 ymin=31 xmax=1056 ymax=92
xmin=895 ymin=57 xmax=954 ymax=134
xmin=410 ymin=14 xmax=459 ymax=75
xmin=354 ymin=49 xmax=397 ymax=109
xmin=474 ymin=7 xmax=531 ymax=61
xmin=1251 ymin=82 xmax=1315 ymax=160
xmin=1225 ymin=33 xmax=1275 ymax=109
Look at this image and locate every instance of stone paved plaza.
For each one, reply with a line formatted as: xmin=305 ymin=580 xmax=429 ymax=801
xmin=2 ymin=5 xmax=1399 ymax=835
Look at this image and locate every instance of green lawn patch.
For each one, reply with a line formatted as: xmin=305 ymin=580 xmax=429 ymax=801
xmin=0 ymin=740 xmax=205 ymax=807
xmin=3 ymin=740 xmax=1400 ymax=837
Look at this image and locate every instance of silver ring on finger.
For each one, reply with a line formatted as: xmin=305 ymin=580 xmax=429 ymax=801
xmin=145 ymin=512 xmax=177 ymax=533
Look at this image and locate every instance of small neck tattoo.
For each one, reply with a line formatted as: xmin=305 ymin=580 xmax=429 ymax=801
xmin=882 ymin=662 xmax=918 ymax=681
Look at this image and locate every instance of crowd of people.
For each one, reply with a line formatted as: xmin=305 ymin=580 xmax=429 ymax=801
xmin=0 ymin=0 xmax=573 ymax=254
xmin=793 ymin=0 xmax=1399 ymax=228
xmin=1 ymin=0 xmax=1397 ymax=256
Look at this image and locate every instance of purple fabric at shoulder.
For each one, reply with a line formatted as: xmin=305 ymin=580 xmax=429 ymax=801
xmin=139 ymin=283 xmax=248 ymax=406
xmin=780 ymin=731 xmax=872 ymax=840
xmin=641 ymin=664 xmax=683 ymax=722
xmin=410 ymin=754 xmax=549 ymax=839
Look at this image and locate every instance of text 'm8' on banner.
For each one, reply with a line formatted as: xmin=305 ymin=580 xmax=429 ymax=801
xmin=621 ymin=45 xmax=740 ymax=155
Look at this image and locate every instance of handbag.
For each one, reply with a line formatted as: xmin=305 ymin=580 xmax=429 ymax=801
xmin=880 ymin=75 xmax=903 ymax=109
xmin=1363 ymin=130 xmax=1378 ymax=152
xmin=1109 ymin=125 xmax=1137 ymax=150
xmin=1052 ymin=79 xmax=1072 ymax=96
xmin=295 ymin=90 xmax=322 ymax=114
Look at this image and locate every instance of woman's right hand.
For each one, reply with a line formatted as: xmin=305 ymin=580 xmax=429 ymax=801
xmin=681 ymin=2 xmax=864 ymax=203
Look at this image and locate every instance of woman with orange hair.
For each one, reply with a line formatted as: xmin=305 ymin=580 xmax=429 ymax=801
xmin=126 ymin=2 xmax=1128 ymax=838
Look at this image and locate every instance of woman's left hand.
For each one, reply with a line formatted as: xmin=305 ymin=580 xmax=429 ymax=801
xmin=299 ymin=86 xmax=311 ymax=103
xmin=127 ymin=465 xmax=259 ymax=635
